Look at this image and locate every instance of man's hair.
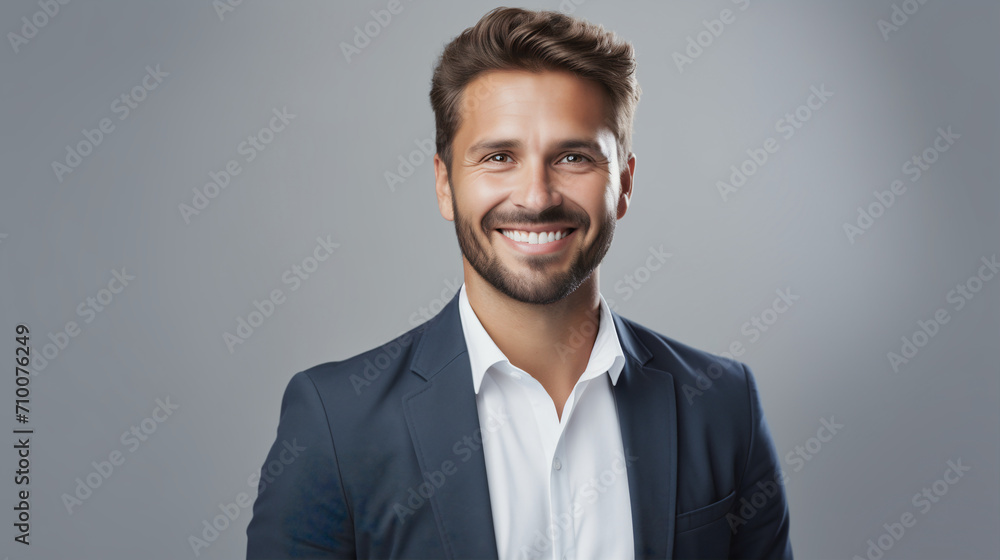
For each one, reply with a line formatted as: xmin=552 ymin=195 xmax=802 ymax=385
xmin=429 ymin=6 xmax=641 ymax=175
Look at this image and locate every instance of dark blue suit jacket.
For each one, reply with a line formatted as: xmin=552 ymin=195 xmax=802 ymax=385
xmin=246 ymin=291 xmax=793 ymax=559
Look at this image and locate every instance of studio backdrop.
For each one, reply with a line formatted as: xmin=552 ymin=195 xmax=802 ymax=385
xmin=1 ymin=1 xmax=997 ymax=558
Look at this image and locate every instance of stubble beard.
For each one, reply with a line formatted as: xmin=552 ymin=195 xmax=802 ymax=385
xmin=450 ymin=187 xmax=616 ymax=305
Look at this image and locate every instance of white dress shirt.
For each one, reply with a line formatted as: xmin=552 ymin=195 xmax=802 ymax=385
xmin=457 ymin=283 xmax=634 ymax=560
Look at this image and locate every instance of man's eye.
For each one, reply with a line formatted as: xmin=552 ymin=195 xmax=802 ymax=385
xmin=561 ymin=153 xmax=590 ymax=164
xmin=487 ymin=154 xmax=511 ymax=163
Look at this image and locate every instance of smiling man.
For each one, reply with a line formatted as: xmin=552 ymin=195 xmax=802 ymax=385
xmin=247 ymin=7 xmax=792 ymax=560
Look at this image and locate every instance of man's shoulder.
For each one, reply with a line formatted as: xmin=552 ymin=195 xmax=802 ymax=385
xmin=614 ymin=312 xmax=753 ymax=402
xmin=614 ymin=313 xmax=768 ymax=457
xmin=294 ymin=312 xmax=442 ymax=399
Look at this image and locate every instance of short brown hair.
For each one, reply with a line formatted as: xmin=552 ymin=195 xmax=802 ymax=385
xmin=429 ymin=6 xmax=641 ymax=174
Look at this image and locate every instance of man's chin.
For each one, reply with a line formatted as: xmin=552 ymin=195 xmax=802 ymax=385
xmin=490 ymin=242 xmax=580 ymax=279
xmin=481 ymin=265 xmax=587 ymax=305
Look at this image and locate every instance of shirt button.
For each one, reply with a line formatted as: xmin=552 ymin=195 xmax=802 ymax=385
xmin=553 ymin=457 xmax=562 ymax=471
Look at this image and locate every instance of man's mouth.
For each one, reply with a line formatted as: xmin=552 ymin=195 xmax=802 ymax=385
xmin=497 ymin=228 xmax=576 ymax=245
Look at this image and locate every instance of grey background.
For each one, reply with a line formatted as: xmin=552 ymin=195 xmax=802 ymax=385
xmin=2 ymin=0 xmax=997 ymax=558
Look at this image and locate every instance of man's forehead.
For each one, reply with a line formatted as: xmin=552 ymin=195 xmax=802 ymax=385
xmin=461 ymin=68 xmax=606 ymax=107
xmin=456 ymin=69 xmax=614 ymax=147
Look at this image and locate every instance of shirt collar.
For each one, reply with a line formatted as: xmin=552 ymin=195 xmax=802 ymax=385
xmin=457 ymin=282 xmax=626 ymax=394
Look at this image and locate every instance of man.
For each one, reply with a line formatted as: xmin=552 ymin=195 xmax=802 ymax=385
xmin=247 ymin=7 xmax=792 ymax=559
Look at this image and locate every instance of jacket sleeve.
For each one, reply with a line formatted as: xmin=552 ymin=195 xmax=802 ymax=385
xmin=728 ymin=363 xmax=794 ymax=560
xmin=246 ymin=370 xmax=356 ymax=559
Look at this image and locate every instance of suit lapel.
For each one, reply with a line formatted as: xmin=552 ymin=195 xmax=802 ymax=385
xmin=402 ymin=293 xmax=499 ymax=559
xmin=401 ymin=293 xmax=678 ymax=559
xmin=612 ymin=310 xmax=678 ymax=559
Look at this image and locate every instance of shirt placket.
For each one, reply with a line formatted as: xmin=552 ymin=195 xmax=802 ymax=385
xmin=543 ymin=379 xmax=592 ymax=560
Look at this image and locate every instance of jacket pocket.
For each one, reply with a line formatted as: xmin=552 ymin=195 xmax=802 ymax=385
xmin=675 ymin=489 xmax=736 ymax=533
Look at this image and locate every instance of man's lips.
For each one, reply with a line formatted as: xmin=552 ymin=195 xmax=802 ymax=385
xmin=496 ymin=227 xmax=575 ymax=241
xmin=492 ymin=223 xmax=578 ymax=233
xmin=494 ymin=227 xmax=577 ymax=253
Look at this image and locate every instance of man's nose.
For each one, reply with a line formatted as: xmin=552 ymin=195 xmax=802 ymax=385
xmin=510 ymin=158 xmax=561 ymax=212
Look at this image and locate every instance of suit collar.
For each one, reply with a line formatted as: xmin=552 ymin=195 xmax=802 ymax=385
xmin=405 ymin=289 xmax=677 ymax=559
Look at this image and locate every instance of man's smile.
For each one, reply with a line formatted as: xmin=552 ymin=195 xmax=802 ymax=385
xmin=494 ymin=227 xmax=578 ymax=254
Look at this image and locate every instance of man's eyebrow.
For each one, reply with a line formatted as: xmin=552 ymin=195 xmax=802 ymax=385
xmin=466 ymin=139 xmax=523 ymax=156
xmin=466 ymin=138 xmax=606 ymax=157
xmin=555 ymin=139 xmax=606 ymax=155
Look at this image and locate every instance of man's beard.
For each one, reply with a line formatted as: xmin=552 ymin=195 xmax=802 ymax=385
xmin=451 ymin=189 xmax=616 ymax=305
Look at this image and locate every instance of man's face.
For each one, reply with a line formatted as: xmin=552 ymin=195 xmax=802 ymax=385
xmin=434 ymin=69 xmax=634 ymax=305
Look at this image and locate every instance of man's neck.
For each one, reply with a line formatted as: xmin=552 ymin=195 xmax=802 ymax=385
xmin=463 ymin=261 xmax=603 ymax=417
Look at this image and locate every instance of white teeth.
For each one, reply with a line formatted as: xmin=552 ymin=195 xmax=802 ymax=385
xmin=500 ymin=229 xmax=571 ymax=244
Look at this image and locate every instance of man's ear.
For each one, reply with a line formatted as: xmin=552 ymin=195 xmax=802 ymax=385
xmin=617 ymin=152 xmax=636 ymax=220
xmin=434 ymin=153 xmax=455 ymax=221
